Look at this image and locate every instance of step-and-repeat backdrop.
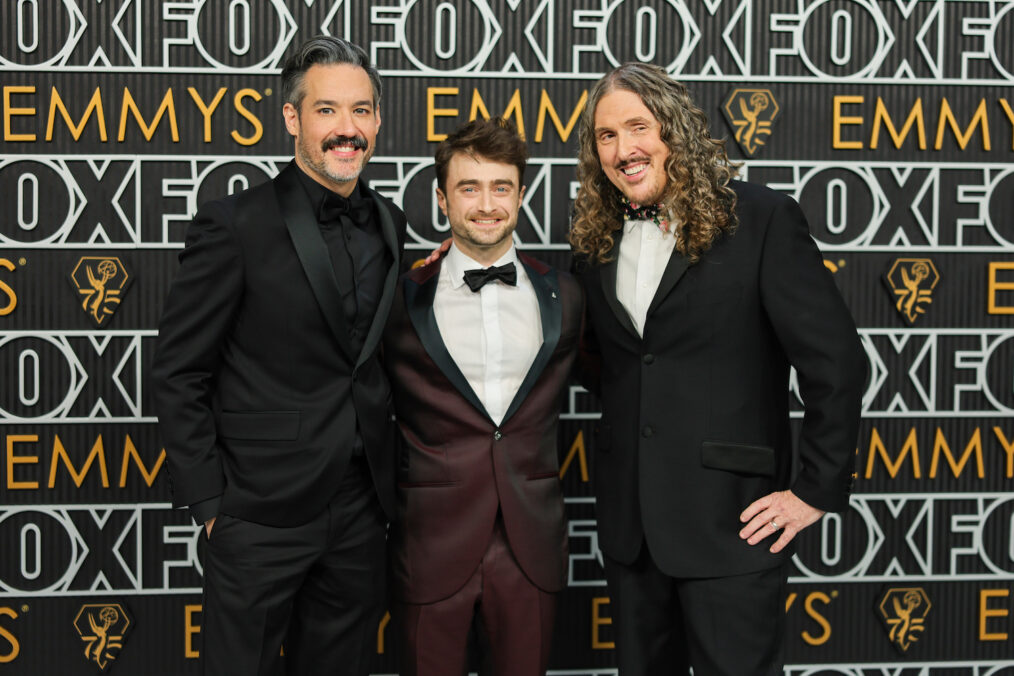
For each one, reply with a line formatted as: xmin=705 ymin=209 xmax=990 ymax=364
xmin=2 ymin=0 xmax=1013 ymax=673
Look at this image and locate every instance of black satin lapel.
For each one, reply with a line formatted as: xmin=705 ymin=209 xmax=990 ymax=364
xmin=355 ymin=194 xmax=400 ymax=368
xmin=274 ymin=170 xmax=355 ymax=361
xmin=645 ymin=247 xmax=690 ymax=319
xmin=600 ymin=227 xmax=640 ymax=339
xmin=501 ymin=263 xmax=562 ymax=425
xmin=404 ymin=271 xmax=491 ymax=421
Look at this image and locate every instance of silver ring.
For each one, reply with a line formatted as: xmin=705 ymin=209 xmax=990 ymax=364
xmin=770 ymin=519 xmax=780 ymax=530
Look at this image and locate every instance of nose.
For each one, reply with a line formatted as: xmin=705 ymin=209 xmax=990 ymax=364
xmin=477 ymin=188 xmax=495 ymax=212
xmin=616 ymin=130 xmax=635 ymax=160
xmin=332 ymin=109 xmax=358 ymax=137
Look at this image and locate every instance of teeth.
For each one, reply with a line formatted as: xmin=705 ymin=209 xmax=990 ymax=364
xmin=622 ymin=164 xmax=646 ymax=176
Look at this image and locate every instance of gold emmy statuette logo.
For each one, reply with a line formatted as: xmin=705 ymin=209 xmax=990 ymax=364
xmin=69 ymin=257 xmax=132 ymax=326
xmin=721 ymin=88 xmax=780 ymax=156
xmin=877 ymin=587 xmax=930 ymax=652
xmin=884 ymin=258 xmax=940 ymax=324
xmin=73 ymin=603 xmax=131 ymax=670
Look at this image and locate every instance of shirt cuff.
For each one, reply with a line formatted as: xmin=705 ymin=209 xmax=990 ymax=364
xmin=190 ymin=496 xmax=221 ymax=526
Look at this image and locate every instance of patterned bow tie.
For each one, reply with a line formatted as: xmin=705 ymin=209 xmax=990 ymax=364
xmin=463 ymin=262 xmax=517 ymax=292
xmin=620 ymin=197 xmax=670 ymax=233
xmin=318 ymin=191 xmax=374 ymax=228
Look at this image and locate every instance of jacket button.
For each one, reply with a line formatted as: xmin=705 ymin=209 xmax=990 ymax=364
xmin=642 ymin=353 xmax=654 ymax=364
xmin=642 ymin=426 xmax=653 ymax=438
xmin=494 ymin=430 xmax=502 ymax=441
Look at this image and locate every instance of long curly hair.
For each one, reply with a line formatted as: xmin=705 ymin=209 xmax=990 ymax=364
xmin=570 ymin=63 xmax=740 ymax=264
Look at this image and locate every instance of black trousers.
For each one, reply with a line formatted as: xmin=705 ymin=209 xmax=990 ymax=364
xmin=199 ymin=458 xmax=387 ymax=676
xmin=604 ymin=541 xmax=787 ymax=676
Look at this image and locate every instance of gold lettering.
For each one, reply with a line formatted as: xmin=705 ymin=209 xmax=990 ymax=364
xmin=535 ymin=89 xmax=587 ymax=143
xmin=987 ymin=262 xmax=1014 ymax=315
xmin=935 ymin=98 xmax=990 ymax=150
xmin=48 ymin=434 xmax=109 ymax=488
xmin=864 ymin=428 xmax=921 ymax=478
xmin=0 ymin=607 xmax=20 ymax=663
xmin=184 ymin=604 xmax=202 ymax=658
xmin=1000 ymin=99 xmax=1014 ymax=151
xmin=784 ymin=592 xmax=798 ymax=612
xmin=119 ymin=435 xmax=166 ymax=487
xmin=870 ymin=97 xmax=926 ymax=150
xmin=187 ymin=87 xmax=228 ymax=143
xmin=231 ymin=88 xmax=263 ymax=146
xmin=591 ymin=597 xmax=614 ymax=649
xmin=467 ymin=89 xmax=526 ymax=139
xmin=559 ymin=430 xmax=589 ymax=482
xmin=501 ymin=89 xmax=525 ymax=140
xmin=469 ymin=88 xmax=491 ymax=121
xmin=0 ymin=259 xmax=17 ymax=316
xmin=993 ymin=427 xmax=1014 ymax=478
xmin=426 ymin=87 xmax=459 ymax=142
xmin=118 ymin=88 xmax=179 ymax=142
xmin=45 ymin=87 xmax=107 ymax=142
xmin=929 ymin=427 xmax=983 ymax=478
xmin=376 ymin=611 xmax=390 ymax=654
xmin=832 ymin=95 xmax=864 ymax=149
xmin=802 ymin=592 xmax=832 ymax=646
xmin=3 ymin=86 xmax=36 ymax=141
xmin=6 ymin=435 xmax=39 ymax=490
xmin=979 ymin=589 xmax=1009 ymax=641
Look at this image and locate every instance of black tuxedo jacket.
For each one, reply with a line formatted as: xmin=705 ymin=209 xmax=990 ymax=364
xmin=382 ymin=253 xmax=583 ymax=604
xmin=576 ymin=180 xmax=865 ymax=578
xmin=151 ymin=163 xmax=407 ymax=527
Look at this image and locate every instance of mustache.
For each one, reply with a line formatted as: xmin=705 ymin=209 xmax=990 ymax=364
xmin=322 ymin=135 xmax=368 ymax=152
xmin=617 ymin=156 xmax=650 ymax=169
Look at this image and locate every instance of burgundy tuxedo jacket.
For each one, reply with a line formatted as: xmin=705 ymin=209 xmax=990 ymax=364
xmin=382 ymin=252 xmax=584 ymax=604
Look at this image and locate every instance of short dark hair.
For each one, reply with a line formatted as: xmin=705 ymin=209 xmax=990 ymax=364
xmin=434 ymin=118 xmax=528 ymax=191
xmin=280 ymin=36 xmax=382 ymax=109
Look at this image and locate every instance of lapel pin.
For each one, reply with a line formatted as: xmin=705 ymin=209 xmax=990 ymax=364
xmin=551 ymin=290 xmax=557 ymax=299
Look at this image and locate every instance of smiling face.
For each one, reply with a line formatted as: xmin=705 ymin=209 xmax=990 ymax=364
xmin=436 ymin=152 xmax=525 ymax=266
xmin=283 ymin=63 xmax=380 ymax=196
xmin=593 ymin=87 xmax=671 ymax=206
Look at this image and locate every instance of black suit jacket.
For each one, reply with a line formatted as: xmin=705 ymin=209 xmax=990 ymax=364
xmin=382 ymin=253 xmax=583 ymax=603
xmin=576 ymin=180 xmax=865 ymax=578
xmin=151 ymin=163 xmax=407 ymax=527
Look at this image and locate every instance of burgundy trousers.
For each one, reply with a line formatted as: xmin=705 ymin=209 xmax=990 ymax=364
xmin=395 ymin=520 xmax=557 ymax=676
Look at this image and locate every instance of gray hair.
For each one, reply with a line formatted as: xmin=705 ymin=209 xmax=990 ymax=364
xmin=280 ymin=36 xmax=382 ymax=109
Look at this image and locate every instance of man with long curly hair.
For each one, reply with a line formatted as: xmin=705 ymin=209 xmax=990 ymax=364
xmin=571 ymin=63 xmax=865 ymax=674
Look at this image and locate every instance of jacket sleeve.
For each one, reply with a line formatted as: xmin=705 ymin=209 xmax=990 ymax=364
xmin=758 ymin=195 xmax=866 ymax=513
xmin=150 ymin=199 xmax=244 ymax=515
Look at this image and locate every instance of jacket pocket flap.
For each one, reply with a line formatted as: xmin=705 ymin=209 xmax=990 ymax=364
xmin=701 ymin=441 xmax=775 ymax=476
xmin=219 ymin=411 xmax=300 ymax=441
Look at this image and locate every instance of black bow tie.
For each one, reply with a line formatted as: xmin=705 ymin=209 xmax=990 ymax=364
xmin=318 ymin=191 xmax=373 ymax=228
xmin=463 ymin=262 xmax=517 ymax=292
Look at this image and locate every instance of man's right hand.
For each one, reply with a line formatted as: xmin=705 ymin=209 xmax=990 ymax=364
xmin=205 ymin=517 xmax=216 ymax=538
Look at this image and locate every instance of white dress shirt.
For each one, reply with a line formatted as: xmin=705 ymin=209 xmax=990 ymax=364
xmin=612 ymin=219 xmax=677 ymax=336
xmin=616 ymin=219 xmax=678 ymax=337
xmin=433 ymin=244 xmax=543 ymax=425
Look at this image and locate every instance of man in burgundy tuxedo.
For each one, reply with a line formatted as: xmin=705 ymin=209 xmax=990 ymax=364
xmin=382 ymin=118 xmax=584 ymax=676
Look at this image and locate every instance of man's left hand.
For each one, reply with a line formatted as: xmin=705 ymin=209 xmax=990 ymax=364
xmin=739 ymin=490 xmax=824 ymax=553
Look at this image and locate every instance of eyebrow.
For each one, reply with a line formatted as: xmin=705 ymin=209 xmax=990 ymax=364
xmin=312 ymin=99 xmax=374 ymax=108
xmin=595 ymin=116 xmax=652 ymax=132
xmin=453 ymin=178 xmax=517 ymax=188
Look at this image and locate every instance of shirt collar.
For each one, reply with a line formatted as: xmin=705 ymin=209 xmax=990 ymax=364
xmin=624 ymin=217 xmax=678 ymax=236
xmin=292 ymin=160 xmax=362 ymax=210
xmin=444 ymin=243 xmax=520 ymax=290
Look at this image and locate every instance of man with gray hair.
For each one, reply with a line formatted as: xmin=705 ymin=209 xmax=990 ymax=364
xmin=152 ymin=36 xmax=406 ymax=674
